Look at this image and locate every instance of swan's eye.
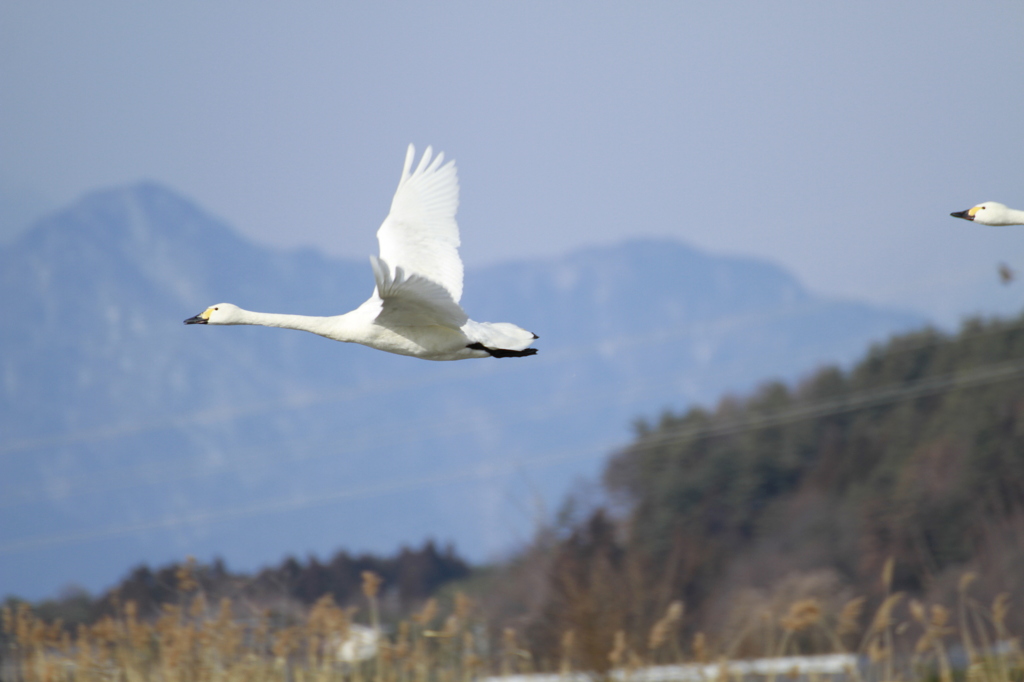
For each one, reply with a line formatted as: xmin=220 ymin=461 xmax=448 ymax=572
xmin=214 ymin=307 xmax=219 ymax=310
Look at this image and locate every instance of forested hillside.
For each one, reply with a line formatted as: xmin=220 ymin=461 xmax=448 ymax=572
xmin=20 ymin=541 xmax=469 ymax=630
xmin=501 ymin=313 xmax=1024 ymax=664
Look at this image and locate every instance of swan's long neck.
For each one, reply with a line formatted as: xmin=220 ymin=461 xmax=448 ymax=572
xmin=1004 ymin=207 xmax=1024 ymax=225
xmin=232 ymin=308 xmax=361 ymax=343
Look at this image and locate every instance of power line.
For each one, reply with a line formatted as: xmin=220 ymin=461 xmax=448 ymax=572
xmin=0 ymin=367 xmax=657 ymax=509
xmin=5 ymin=355 xmax=1024 ymax=555
xmin=0 ymin=365 xmax=496 ymax=458
xmin=0 ymin=439 xmax=615 ymax=556
xmin=624 ymin=356 xmax=1024 ymax=454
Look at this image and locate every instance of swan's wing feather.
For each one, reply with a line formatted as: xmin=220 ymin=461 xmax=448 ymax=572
xmin=376 ymin=144 xmax=463 ymax=303
xmin=371 ymin=255 xmax=468 ymax=329
xmin=462 ymin=319 xmax=537 ymax=351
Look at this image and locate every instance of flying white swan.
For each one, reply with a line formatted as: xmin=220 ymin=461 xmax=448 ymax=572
xmin=950 ymin=202 xmax=1024 ymax=225
xmin=185 ymin=145 xmax=538 ymax=361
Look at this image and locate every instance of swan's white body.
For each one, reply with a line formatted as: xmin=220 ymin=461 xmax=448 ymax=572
xmin=951 ymin=202 xmax=1024 ymax=226
xmin=185 ymin=145 xmax=537 ymax=361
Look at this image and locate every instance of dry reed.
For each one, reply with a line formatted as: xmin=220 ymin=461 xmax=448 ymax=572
xmin=2 ymin=559 xmax=1023 ymax=682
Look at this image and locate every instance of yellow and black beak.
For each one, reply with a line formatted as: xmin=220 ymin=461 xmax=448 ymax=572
xmin=184 ymin=309 xmax=210 ymax=325
xmin=950 ymin=207 xmax=978 ymax=221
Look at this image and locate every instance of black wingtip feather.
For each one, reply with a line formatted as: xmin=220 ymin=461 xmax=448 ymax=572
xmin=467 ymin=342 xmax=538 ymax=358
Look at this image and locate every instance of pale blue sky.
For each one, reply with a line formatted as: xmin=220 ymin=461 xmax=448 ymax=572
xmin=2 ymin=2 xmax=1023 ymax=324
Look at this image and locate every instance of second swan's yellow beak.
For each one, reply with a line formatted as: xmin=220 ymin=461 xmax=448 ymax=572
xmin=183 ymin=308 xmax=212 ymax=325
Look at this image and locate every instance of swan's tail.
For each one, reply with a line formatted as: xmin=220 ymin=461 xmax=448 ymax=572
xmin=463 ymin=320 xmax=538 ymax=358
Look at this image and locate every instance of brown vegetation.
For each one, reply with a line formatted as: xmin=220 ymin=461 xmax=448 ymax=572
xmin=3 ymin=561 xmax=1022 ymax=681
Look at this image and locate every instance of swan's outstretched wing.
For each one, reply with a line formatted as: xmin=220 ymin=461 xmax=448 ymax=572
xmin=370 ymin=255 xmax=468 ymax=329
xmin=376 ymin=144 xmax=463 ymax=303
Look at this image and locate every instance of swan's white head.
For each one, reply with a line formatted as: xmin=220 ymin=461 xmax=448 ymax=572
xmin=950 ymin=201 xmax=1014 ymax=226
xmin=184 ymin=303 xmax=243 ymax=325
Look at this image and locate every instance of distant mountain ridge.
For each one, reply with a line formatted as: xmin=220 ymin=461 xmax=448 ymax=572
xmin=0 ymin=182 xmax=925 ymax=600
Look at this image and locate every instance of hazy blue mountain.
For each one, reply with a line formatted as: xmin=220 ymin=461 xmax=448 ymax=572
xmin=0 ymin=184 xmax=52 ymax=245
xmin=0 ymin=183 xmax=925 ymax=599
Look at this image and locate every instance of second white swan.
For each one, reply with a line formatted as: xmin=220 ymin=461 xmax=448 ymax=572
xmin=950 ymin=202 xmax=1024 ymax=226
xmin=185 ymin=145 xmax=538 ymax=361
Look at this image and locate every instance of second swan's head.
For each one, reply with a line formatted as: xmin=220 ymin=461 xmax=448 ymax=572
xmin=184 ymin=303 xmax=243 ymax=325
xmin=950 ymin=201 xmax=1011 ymax=226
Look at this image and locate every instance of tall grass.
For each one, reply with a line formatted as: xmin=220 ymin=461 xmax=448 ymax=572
xmin=2 ymin=560 xmax=1022 ymax=682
